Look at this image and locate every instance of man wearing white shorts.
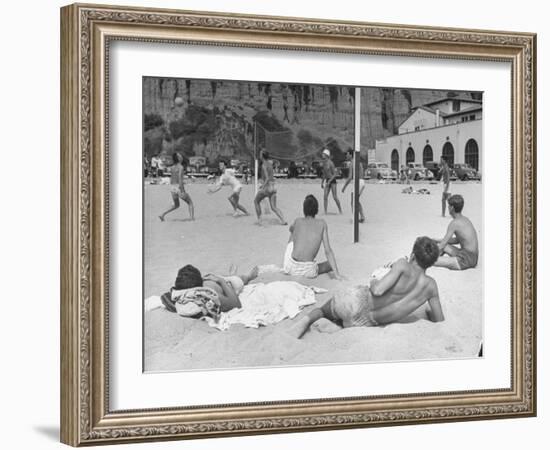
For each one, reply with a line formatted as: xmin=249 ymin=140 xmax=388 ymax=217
xmin=341 ymin=149 xmax=366 ymax=222
xmin=208 ymin=161 xmax=249 ymax=217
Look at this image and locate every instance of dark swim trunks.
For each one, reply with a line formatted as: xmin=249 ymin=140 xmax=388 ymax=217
xmin=456 ymin=248 xmax=478 ymax=270
xmin=325 ymin=178 xmax=337 ymax=187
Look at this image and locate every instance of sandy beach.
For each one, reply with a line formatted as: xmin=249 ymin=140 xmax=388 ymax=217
xmin=144 ymin=179 xmax=483 ymax=372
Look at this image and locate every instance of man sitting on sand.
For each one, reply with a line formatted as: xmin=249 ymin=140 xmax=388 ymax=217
xmin=160 ymin=264 xmax=259 ymax=317
xmin=283 ymin=194 xmax=344 ymax=280
xmin=433 ymin=194 xmax=479 ymax=270
xmin=288 ymin=236 xmax=445 ymax=338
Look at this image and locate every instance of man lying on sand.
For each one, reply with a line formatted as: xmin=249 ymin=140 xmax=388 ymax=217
xmin=433 ymin=194 xmax=479 ymax=270
xmin=160 ymin=264 xmax=259 ymax=317
xmin=288 ymin=236 xmax=445 ymax=338
xmin=283 ymin=194 xmax=344 ymax=280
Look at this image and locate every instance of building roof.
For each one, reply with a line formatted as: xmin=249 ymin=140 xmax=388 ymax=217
xmin=443 ymin=105 xmax=482 ymax=118
xmin=397 ymin=106 xmax=447 ymax=130
xmin=423 ymin=96 xmax=482 ymax=108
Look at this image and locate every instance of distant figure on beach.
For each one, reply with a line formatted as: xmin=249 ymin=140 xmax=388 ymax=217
xmin=433 ymin=194 xmax=479 ymax=270
xmin=399 ymin=165 xmax=407 ymax=184
xmin=440 ymin=157 xmax=451 ymax=217
xmin=208 ymin=161 xmax=249 ymax=217
xmin=283 ymin=195 xmax=344 ymax=280
xmin=160 ymin=264 xmax=259 ymax=315
xmin=341 ymin=148 xmax=365 ymax=223
xmin=254 ymin=151 xmax=287 ymax=225
xmin=321 ymin=148 xmax=343 ymax=215
xmin=158 ymin=153 xmax=195 ymax=221
xmin=288 ymin=236 xmax=445 ymax=338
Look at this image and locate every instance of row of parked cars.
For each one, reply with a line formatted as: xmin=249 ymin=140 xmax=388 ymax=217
xmin=364 ymin=161 xmax=481 ymax=182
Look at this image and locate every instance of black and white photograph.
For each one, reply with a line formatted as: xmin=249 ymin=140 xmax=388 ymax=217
xmin=143 ymin=77 xmax=483 ymax=372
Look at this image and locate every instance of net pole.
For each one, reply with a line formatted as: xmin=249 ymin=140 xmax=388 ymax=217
xmin=254 ymin=121 xmax=258 ymax=195
xmin=353 ymin=87 xmax=361 ymax=243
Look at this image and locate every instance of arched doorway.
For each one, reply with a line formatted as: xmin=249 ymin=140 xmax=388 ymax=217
xmin=465 ymin=139 xmax=479 ymax=170
xmin=391 ymin=149 xmax=399 ymax=172
xmin=406 ymin=147 xmax=415 ymax=165
xmin=442 ymin=142 xmax=455 ymax=166
xmin=422 ymin=145 xmax=433 ymax=166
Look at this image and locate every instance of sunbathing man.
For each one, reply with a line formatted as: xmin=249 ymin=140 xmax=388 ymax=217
xmin=254 ymin=151 xmax=287 ymax=225
xmin=341 ymin=148 xmax=365 ymax=223
xmin=288 ymin=236 xmax=444 ymax=338
xmin=161 ymin=264 xmax=259 ymax=315
xmin=283 ymin=195 xmax=344 ymax=280
xmin=208 ymin=160 xmax=249 ymax=217
xmin=321 ymin=148 xmax=343 ymax=215
xmin=433 ymin=194 xmax=479 ymax=270
xmin=159 ymin=153 xmax=195 ymax=221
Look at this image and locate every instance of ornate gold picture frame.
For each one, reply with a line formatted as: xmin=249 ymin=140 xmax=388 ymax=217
xmin=60 ymin=3 xmax=536 ymax=446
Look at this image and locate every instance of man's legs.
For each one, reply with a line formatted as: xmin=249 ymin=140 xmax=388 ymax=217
xmin=181 ymin=192 xmax=195 ymax=220
xmin=254 ymin=190 xmax=267 ymax=220
xmin=232 ymin=192 xmax=249 ymax=215
xmin=238 ymin=266 xmax=259 ymax=285
xmin=434 ymin=244 xmax=461 ymax=270
xmin=323 ymin=185 xmax=330 ymax=214
xmin=268 ymin=193 xmax=287 ymax=225
xmin=288 ymin=298 xmax=337 ymax=339
xmin=159 ymin=192 xmax=180 ymax=221
xmin=330 ymin=183 xmax=343 ymax=214
xmin=317 ymin=261 xmax=333 ymax=275
xmin=441 ymin=192 xmax=450 ymax=217
xmin=434 ymin=256 xmax=461 ymax=270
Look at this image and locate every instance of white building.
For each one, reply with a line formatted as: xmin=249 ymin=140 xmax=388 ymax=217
xmin=374 ymin=96 xmax=482 ymax=173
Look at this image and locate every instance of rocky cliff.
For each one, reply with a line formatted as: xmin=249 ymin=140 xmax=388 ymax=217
xmin=143 ymin=77 xmax=479 ymax=166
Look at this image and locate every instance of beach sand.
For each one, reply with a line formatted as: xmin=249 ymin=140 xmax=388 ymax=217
xmin=144 ymin=179 xmax=483 ymax=372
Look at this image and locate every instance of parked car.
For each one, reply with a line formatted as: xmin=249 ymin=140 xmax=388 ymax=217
xmin=424 ymin=161 xmax=458 ymax=181
xmin=452 ymin=163 xmax=481 ymax=181
xmin=406 ymin=162 xmax=434 ymax=181
xmin=365 ymin=162 xmax=397 ymax=180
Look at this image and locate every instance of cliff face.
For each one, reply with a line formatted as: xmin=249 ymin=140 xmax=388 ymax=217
xmin=143 ymin=77 xmax=478 ymax=165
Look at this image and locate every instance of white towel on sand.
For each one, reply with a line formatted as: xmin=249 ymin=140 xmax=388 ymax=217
xmin=204 ymin=281 xmax=326 ymax=331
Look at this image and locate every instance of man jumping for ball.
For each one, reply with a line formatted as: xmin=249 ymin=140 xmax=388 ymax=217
xmin=254 ymin=151 xmax=287 ymax=225
xmin=208 ymin=160 xmax=249 ymax=217
xmin=159 ymin=153 xmax=195 ymax=221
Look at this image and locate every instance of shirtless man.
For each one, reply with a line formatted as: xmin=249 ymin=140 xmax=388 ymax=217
xmin=254 ymin=151 xmax=287 ymax=225
xmin=433 ymin=194 xmax=479 ymax=270
xmin=161 ymin=264 xmax=259 ymax=314
xmin=440 ymin=157 xmax=451 ymax=217
xmin=158 ymin=153 xmax=195 ymax=221
xmin=283 ymin=195 xmax=344 ymax=280
xmin=208 ymin=161 xmax=249 ymax=217
xmin=320 ymin=149 xmax=343 ymax=215
xmin=341 ymin=149 xmax=366 ymax=223
xmin=289 ymin=236 xmax=444 ymax=338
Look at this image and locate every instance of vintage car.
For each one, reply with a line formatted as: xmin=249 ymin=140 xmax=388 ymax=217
xmin=423 ymin=161 xmax=458 ymax=181
xmin=365 ymin=162 xmax=397 ymax=180
xmin=406 ymin=162 xmax=434 ymax=181
xmin=452 ymin=163 xmax=481 ymax=181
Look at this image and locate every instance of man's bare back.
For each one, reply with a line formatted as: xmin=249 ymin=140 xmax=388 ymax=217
xmin=290 ymin=217 xmax=325 ymax=262
xmin=289 ymin=237 xmax=444 ymax=338
xmin=448 ymin=216 xmax=478 ymax=254
xmin=369 ymin=258 xmax=439 ymax=319
xmin=435 ymin=195 xmax=479 ymax=270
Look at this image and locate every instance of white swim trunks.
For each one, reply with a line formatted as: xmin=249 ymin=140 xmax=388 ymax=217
xmin=282 ymin=242 xmax=319 ymax=278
